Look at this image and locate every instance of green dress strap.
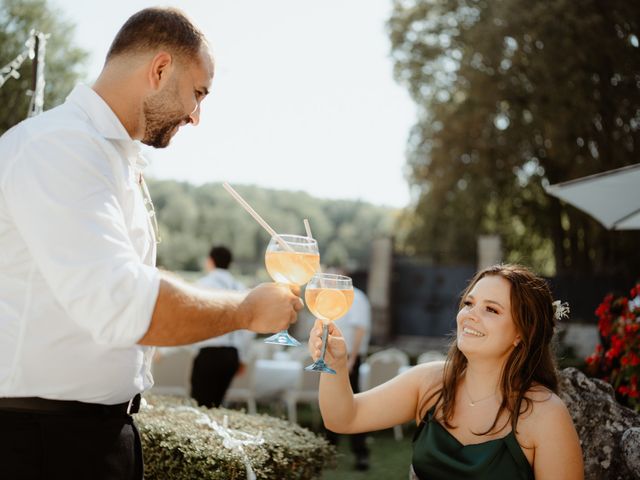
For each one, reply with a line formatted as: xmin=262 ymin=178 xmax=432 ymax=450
xmin=411 ymin=407 xmax=534 ymax=480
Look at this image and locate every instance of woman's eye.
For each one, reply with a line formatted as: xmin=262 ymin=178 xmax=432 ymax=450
xmin=487 ymin=306 xmax=498 ymax=314
xmin=463 ymin=300 xmax=473 ymax=307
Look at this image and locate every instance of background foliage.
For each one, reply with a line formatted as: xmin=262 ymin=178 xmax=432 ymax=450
xmin=149 ymin=180 xmax=397 ymax=274
xmin=389 ymin=0 xmax=640 ymax=275
xmin=0 ymin=0 xmax=87 ymax=134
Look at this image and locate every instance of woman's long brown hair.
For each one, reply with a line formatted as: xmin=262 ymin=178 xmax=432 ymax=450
xmin=417 ymin=264 xmax=559 ymax=436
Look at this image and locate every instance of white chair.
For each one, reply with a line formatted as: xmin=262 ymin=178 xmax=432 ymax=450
xmin=417 ymin=350 xmax=446 ymax=364
xmin=149 ymin=347 xmax=195 ymax=397
xmin=362 ymin=348 xmax=410 ymax=440
xmin=249 ymin=340 xmax=283 ymax=361
xmin=282 ymin=357 xmax=320 ymax=424
xmin=223 ymin=339 xmax=283 ymax=414
xmin=224 ymin=357 xmax=258 ymax=414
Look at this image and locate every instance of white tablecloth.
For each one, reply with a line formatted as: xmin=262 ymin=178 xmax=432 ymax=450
xmin=253 ymin=359 xmax=302 ymax=399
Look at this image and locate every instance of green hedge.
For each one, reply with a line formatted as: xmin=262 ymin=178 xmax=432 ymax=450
xmin=137 ymin=395 xmax=336 ymax=479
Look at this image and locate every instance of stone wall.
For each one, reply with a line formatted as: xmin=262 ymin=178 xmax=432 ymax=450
xmin=560 ymin=368 xmax=640 ymax=480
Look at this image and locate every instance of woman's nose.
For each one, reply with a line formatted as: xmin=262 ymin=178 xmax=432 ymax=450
xmin=464 ymin=304 xmax=479 ymax=319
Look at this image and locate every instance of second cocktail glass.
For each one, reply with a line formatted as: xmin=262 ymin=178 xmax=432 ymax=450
xmin=305 ymin=273 xmax=354 ymax=374
xmin=264 ymin=234 xmax=320 ymax=346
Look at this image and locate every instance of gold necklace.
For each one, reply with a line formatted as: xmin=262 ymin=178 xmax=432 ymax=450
xmin=464 ymin=381 xmax=497 ymax=407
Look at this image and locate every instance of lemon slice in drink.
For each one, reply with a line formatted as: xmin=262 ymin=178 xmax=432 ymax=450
xmin=315 ymin=289 xmax=348 ymax=321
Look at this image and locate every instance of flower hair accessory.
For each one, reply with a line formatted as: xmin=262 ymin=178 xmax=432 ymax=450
xmin=552 ymin=300 xmax=570 ymax=321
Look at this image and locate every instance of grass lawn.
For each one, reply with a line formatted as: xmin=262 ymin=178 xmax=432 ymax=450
xmin=258 ymin=404 xmax=415 ymax=479
xmin=320 ymin=428 xmax=414 ymax=479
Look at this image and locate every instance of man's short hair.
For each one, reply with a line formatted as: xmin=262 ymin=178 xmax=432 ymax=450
xmin=106 ymin=7 xmax=205 ymax=61
xmin=209 ymin=246 xmax=232 ymax=269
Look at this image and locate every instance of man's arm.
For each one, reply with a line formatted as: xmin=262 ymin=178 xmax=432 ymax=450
xmin=138 ymin=273 xmax=302 ymax=346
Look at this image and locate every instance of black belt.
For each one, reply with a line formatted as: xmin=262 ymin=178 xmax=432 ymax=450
xmin=0 ymin=393 xmax=141 ymax=416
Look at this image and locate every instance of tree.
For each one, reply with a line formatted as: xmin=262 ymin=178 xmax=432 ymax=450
xmin=0 ymin=0 xmax=88 ymax=133
xmin=147 ymin=180 xmax=396 ymax=274
xmin=389 ymin=0 xmax=640 ymax=275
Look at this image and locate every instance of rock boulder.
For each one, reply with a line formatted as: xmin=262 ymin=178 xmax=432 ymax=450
xmin=559 ymin=368 xmax=640 ymax=480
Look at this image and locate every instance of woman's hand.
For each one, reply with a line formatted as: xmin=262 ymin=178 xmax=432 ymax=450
xmin=308 ymin=319 xmax=348 ymax=370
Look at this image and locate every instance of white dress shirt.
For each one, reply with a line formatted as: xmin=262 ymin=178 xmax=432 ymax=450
xmin=193 ymin=269 xmax=255 ymax=362
xmin=334 ymin=287 xmax=371 ymax=356
xmin=0 ymin=84 xmax=161 ymax=404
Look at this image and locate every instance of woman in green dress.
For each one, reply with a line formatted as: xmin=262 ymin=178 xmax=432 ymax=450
xmin=308 ymin=264 xmax=583 ymax=479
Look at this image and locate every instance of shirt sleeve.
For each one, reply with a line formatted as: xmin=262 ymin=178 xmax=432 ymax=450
xmin=1 ymin=131 xmax=159 ymax=347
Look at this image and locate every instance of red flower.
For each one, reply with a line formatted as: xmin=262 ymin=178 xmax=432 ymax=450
xmin=586 ymin=354 xmax=599 ymax=366
xmin=605 ymin=348 xmax=620 ymax=362
xmin=587 ymin=285 xmax=640 ymax=411
xmin=599 ymin=316 xmax=612 ymax=337
xmin=625 ymin=323 xmax=639 ymax=335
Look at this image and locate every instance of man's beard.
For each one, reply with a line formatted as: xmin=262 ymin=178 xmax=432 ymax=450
xmin=142 ymin=86 xmax=190 ymax=148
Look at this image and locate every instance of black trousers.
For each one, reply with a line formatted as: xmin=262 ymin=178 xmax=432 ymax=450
xmin=326 ymin=355 xmax=369 ymax=457
xmin=0 ymin=409 xmax=143 ymax=480
xmin=190 ymin=346 xmax=240 ymax=408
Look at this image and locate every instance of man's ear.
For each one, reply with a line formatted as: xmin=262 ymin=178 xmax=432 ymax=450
xmin=148 ymin=51 xmax=174 ymax=90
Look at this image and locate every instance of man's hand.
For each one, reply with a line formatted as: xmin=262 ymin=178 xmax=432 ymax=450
xmin=238 ymin=283 xmax=303 ymax=334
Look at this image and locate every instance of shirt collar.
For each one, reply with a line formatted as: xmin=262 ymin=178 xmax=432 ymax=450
xmin=67 ymin=84 xmax=132 ymax=141
xmin=67 ymin=84 xmax=148 ymax=170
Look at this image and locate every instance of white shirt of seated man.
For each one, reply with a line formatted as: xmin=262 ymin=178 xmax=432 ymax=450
xmin=333 ymin=287 xmax=371 ymax=372
xmin=193 ymin=268 xmax=255 ymax=362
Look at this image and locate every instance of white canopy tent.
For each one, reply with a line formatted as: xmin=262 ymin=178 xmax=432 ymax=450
xmin=545 ymin=163 xmax=640 ymax=230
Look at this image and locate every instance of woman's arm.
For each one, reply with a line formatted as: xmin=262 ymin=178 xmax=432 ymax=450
xmin=530 ymin=394 xmax=584 ymax=480
xmin=309 ymin=320 xmax=443 ymax=434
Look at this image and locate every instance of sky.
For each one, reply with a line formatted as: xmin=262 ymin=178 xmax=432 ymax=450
xmin=50 ymin=0 xmax=416 ymax=208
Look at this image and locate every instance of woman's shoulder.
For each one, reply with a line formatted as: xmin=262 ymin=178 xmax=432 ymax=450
xmin=524 ymin=384 xmax=565 ymax=409
xmin=406 ymin=360 xmax=446 ymax=414
xmin=518 ymin=386 xmax=574 ymax=442
xmin=410 ymin=359 xmax=446 ymax=382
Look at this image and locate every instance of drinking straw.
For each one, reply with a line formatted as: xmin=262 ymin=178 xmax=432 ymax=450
xmin=222 ymin=182 xmax=293 ymax=252
xmin=303 ymin=218 xmax=313 ymax=239
xmin=303 ymin=218 xmax=323 ymax=274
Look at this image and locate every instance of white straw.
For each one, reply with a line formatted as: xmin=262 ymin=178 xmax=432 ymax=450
xmin=222 ymin=182 xmax=293 ymax=252
xmin=303 ymin=218 xmax=322 ymax=274
xmin=303 ymin=218 xmax=313 ymax=239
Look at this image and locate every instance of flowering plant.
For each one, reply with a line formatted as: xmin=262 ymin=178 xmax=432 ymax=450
xmin=586 ymin=283 xmax=640 ymax=411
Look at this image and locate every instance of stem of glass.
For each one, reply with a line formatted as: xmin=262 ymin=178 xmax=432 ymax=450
xmin=320 ymin=322 xmax=330 ymax=362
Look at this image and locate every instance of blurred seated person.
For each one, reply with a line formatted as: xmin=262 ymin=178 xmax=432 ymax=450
xmin=190 ymin=245 xmax=255 ymax=407
xmin=327 ymin=277 xmax=372 ymax=471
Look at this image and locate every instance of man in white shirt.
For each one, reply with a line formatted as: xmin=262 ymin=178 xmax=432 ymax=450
xmin=0 ymin=8 xmax=301 ymax=480
xmin=190 ymin=245 xmax=256 ymax=407
xmin=327 ymin=285 xmax=372 ymax=471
